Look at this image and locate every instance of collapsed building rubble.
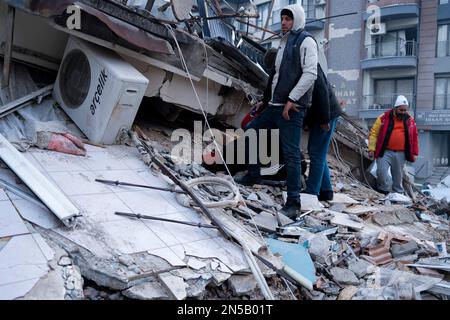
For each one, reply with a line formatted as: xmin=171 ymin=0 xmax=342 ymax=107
xmin=0 ymin=0 xmax=449 ymax=301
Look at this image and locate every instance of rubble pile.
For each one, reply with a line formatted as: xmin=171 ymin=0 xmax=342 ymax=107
xmin=128 ymin=126 xmax=450 ymax=300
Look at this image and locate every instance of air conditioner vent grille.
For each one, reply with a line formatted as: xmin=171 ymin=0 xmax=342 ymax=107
xmin=59 ymin=49 xmax=91 ymax=109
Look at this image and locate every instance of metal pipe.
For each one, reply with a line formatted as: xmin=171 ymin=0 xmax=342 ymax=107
xmin=0 ymin=178 xmax=47 ymax=210
xmin=114 ymin=211 xmax=218 ymax=229
xmin=95 ymin=179 xmax=187 ymax=194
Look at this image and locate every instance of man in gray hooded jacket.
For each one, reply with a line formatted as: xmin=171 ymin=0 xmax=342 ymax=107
xmin=235 ymin=4 xmax=318 ymax=218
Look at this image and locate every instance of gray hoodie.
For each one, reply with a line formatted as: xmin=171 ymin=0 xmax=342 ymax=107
xmin=270 ymin=4 xmax=318 ymax=106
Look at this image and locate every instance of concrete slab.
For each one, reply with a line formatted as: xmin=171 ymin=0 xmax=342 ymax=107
xmin=252 ymin=211 xmax=293 ymax=233
xmin=328 ymin=211 xmax=365 ymax=230
xmin=30 ymin=151 xmax=89 ymax=172
xmin=186 ymin=257 xmax=207 ymax=270
xmin=148 ymin=212 xmax=211 ymax=244
xmin=0 ymin=201 xmax=29 ymax=238
xmin=0 ymin=278 xmax=41 ymax=300
xmin=344 ymin=205 xmax=381 ymax=216
xmin=53 ymin=227 xmax=113 ymax=259
xmin=123 ymin=281 xmax=169 ymax=300
xmin=329 ymin=194 xmax=359 ymax=205
xmin=22 ymin=269 xmax=65 ymax=300
xmin=228 ymin=275 xmax=258 ymax=295
xmin=93 ymin=170 xmax=151 ymax=193
xmin=142 ymin=218 xmax=182 ymax=247
xmin=99 ymin=219 xmax=167 ymax=254
xmin=300 ymin=193 xmax=324 ymax=211
xmin=182 ymin=237 xmax=248 ymax=273
xmin=78 ymin=151 xmax=129 ymax=171
xmin=0 ymin=234 xmax=50 ymax=297
xmin=11 ymin=199 xmax=61 ymax=229
xmin=158 ymin=273 xmax=188 ymax=300
xmin=31 ymin=233 xmax=55 ymax=261
xmin=69 ymin=193 xmax=131 ymax=224
xmin=148 ymin=247 xmax=186 ymax=267
xmin=0 ymin=188 xmax=9 ymax=201
xmin=115 ymin=191 xmax=180 ymax=217
xmin=49 ymin=171 xmax=112 ymax=196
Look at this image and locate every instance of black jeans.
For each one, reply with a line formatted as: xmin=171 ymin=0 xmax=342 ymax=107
xmin=245 ymin=106 xmax=306 ymax=202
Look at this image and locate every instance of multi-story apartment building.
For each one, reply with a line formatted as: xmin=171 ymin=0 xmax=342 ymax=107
xmin=229 ymin=0 xmax=449 ymax=182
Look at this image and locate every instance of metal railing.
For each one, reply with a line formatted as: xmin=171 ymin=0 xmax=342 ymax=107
xmin=434 ymin=94 xmax=450 ymax=110
xmin=363 ymin=93 xmax=415 ymax=110
xmin=437 ymin=40 xmax=450 ymax=57
xmin=365 ymin=40 xmax=417 ymax=59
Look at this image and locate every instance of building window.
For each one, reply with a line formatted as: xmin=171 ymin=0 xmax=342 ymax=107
xmin=256 ymin=3 xmax=270 ymax=28
xmin=440 ymin=0 xmax=449 ymax=5
xmin=370 ymin=29 xmax=417 ymax=58
xmin=435 ymin=77 xmax=450 ymax=110
xmin=437 ymin=24 xmax=450 ymax=57
xmin=368 ymin=78 xmax=414 ymax=110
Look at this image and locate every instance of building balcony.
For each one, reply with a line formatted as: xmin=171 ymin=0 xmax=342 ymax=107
xmin=361 ymin=40 xmax=418 ymax=70
xmin=359 ymin=93 xmax=415 ymax=119
xmin=363 ymin=1 xmax=420 ymax=21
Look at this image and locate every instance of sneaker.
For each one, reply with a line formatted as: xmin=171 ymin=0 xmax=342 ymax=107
xmin=318 ymin=190 xmax=334 ymax=201
xmin=280 ymin=199 xmax=301 ymax=219
xmin=234 ymin=174 xmax=262 ymax=186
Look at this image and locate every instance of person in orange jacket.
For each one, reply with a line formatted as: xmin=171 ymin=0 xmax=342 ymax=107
xmin=368 ymin=95 xmax=419 ymax=194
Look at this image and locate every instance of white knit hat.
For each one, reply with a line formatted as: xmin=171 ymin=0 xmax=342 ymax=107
xmin=394 ymin=95 xmax=409 ymax=107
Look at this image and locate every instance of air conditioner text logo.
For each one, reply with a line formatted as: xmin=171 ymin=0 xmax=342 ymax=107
xmin=66 ymin=5 xmax=81 ymax=30
xmin=90 ymin=69 xmax=108 ymax=115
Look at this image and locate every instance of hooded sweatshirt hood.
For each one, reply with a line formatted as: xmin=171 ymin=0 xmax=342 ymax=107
xmin=281 ymin=4 xmax=306 ymax=32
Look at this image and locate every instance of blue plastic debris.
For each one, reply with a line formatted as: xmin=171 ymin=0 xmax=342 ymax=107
xmin=266 ymin=238 xmax=317 ymax=286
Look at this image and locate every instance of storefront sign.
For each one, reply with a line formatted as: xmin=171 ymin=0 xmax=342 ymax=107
xmin=416 ymin=110 xmax=450 ymax=126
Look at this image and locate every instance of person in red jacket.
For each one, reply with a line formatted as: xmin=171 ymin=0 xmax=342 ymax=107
xmin=368 ymin=95 xmax=419 ymax=194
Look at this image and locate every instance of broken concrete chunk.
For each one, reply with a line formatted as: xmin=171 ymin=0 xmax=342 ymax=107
xmin=329 ymin=194 xmax=359 ymax=204
xmin=119 ymin=255 xmax=135 ymax=267
xmin=308 ymin=235 xmax=331 ymax=264
xmin=391 ymin=241 xmax=419 ymax=258
xmin=344 ymin=205 xmax=381 ymax=216
xmin=123 ymin=282 xmax=169 ymax=300
xmin=247 ymin=193 xmax=258 ymax=201
xmin=252 ymin=211 xmax=293 ymax=233
xmin=337 ymin=286 xmax=359 ymax=300
xmin=394 ymin=210 xmax=419 ymax=224
xmin=347 ymin=259 xmax=374 ymax=278
xmin=373 ymin=212 xmax=402 ymax=226
xmin=330 ymin=267 xmax=360 ymax=286
xmin=330 ymin=203 xmax=347 ymax=213
xmin=58 ymin=256 xmax=72 ymax=266
xmin=158 ymin=273 xmax=188 ymax=300
xmin=228 ymin=275 xmax=258 ymax=296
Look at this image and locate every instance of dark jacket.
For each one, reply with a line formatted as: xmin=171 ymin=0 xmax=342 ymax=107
xmin=263 ymin=30 xmax=314 ymax=108
xmin=304 ymin=64 xmax=342 ymax=127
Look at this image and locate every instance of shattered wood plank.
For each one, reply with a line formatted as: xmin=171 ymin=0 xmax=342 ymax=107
xmin=0 ymin=84 xmax=53 ymax=118
xmin=0 ymin=134 xmax=79 ymax=227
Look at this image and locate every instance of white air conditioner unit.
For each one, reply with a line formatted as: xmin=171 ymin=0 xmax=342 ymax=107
xmin=370 ymin=23 xmax=386 ymax=35
xmin=54 ymin=37 xmax=149 ymax=144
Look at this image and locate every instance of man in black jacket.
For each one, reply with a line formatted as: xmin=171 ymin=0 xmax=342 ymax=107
xmin=304 ymin=65 xmax=342 ymax=201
